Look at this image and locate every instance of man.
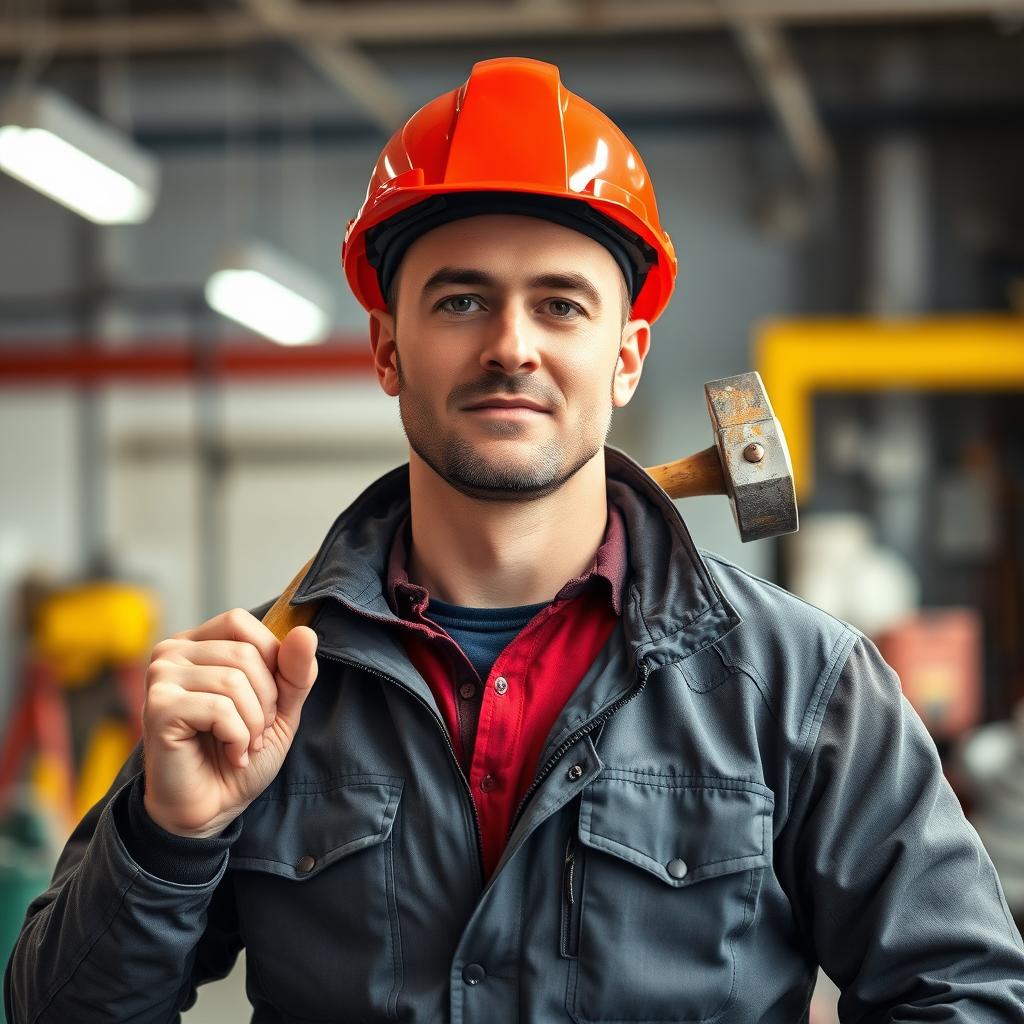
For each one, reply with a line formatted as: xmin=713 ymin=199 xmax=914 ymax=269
xmin=6 ymin=56 xmax=1024 ymax=1023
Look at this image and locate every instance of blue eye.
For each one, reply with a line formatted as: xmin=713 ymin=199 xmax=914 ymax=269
xmin=546 ymin=299 xmax=582 ymax=318
xmin=439 ymin=295 xmax=482 ymax=314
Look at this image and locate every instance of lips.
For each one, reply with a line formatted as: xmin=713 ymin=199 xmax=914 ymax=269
xmin=464 ymin=398 xmax=550 ymax=413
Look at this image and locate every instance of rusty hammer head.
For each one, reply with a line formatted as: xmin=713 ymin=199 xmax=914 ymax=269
xmin=644 ymin=370 xmax=798 ymax=542
xmin=703 ymin=371 xmax=798 ymax=542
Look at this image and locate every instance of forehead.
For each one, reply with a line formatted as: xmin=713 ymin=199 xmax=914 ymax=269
xmin=400 ymin=213 xmax=621 ymax=284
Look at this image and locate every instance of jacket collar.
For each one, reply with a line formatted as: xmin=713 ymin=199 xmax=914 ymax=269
xmin=292 ymin=445 xmax=740 ymax=671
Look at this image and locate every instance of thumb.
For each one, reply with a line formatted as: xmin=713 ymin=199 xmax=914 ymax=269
xmin=274 ymin=625 xmax=319 ymax=730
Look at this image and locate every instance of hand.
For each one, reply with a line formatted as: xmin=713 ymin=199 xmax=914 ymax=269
xmin=140 ymin=609 xmax=319 ymax=838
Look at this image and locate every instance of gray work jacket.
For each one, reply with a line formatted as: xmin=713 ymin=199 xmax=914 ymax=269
xmin=6 ymin=447 xmax=1024 ymax=1023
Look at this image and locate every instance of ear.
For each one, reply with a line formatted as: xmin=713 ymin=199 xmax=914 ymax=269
xmin=612 ymin=319 xmax=651 ymax=408
xmin=368 ymin=308 xmax=400 ymax=397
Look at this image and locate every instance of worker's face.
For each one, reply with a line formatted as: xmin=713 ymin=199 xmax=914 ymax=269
xmin=369 ymin=214 xmax=651 ymax=502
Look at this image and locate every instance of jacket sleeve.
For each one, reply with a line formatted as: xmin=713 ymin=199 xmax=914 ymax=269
xmin=776 ymin=632 xmax=1024 ymax=1022
xmin=3 ymin=744 xmax=245 ymax=1024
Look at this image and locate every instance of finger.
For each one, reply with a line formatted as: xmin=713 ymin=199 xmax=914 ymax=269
xmin=274 ymin=626 xmax=318 ymax=731
xmin=148 ymin=686 xmax=251 ymax=768
xmin=209 ymin=699 xmax=253 ymax=768
xmin=170 ymin=640 xmax=278 ymax=730
xmin=173 ymin=608 xmax=281 ymax=679
xmin=170 ymin=665 xmax=269 ymax=753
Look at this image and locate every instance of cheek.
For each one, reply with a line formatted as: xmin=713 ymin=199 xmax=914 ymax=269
xmin=563 ymin=349 xmax=619 ymax=397
xmin=399 ymin=348 xmax=475 ymax=414
xmin=397 ymin=339 xmax=455 ymax=385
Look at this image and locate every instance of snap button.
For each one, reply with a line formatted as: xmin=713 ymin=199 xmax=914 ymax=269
xmin=567 ymin=764 xmax=584 ymax=781
xmin=297 ymin=854 xmax=316 ymax=874
xmin=459 ymin=682 xmax=477 ymax=700
xmin=494 ymin=676 xmax=508 ymax=695
xmin=480 ymin=773 xmax=497 ymax=792
xmin=667 ymin=858 xmax=688 ymax=880
xmin=462 ymin=962 xmax=486 ymax=985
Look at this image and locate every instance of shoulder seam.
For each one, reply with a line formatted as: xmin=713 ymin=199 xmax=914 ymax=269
xmin=700 ymin=551 xmax=865 ymax=638
xmin=787 ymin=628 xmax=860 ymax=811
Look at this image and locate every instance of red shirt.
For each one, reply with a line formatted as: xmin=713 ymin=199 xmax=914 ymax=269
xmin=385 ymin=505 xmax=628 ymax=881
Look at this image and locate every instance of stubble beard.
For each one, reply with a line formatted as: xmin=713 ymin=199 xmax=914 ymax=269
xmin=395 ymin=347 xmax=614 ymax=503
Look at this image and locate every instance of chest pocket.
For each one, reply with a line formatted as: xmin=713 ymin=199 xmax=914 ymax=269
xmin=566 ymin=770 xmax=773 ymax=1024
xmin=228 ymin=774 xmax=404 ymax=1022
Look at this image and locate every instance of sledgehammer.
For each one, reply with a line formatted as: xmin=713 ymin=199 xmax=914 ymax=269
xmin=262 ymin=370 xmax=797 ymax=640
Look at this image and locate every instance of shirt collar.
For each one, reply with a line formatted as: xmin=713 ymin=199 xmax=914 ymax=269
xmin=386 ymin=501 xmax=628 ymax=619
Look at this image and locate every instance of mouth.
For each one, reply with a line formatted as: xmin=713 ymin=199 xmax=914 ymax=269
xmin=463 ymin=398 xmax=551 ymax=414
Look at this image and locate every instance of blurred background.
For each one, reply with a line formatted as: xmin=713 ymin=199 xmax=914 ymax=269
xmin=1 ymin=2 xmax=1023 ymax=1021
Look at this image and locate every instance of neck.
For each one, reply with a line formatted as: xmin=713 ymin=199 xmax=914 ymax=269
xmin=405 ymin=449 xmax=609 ymax=608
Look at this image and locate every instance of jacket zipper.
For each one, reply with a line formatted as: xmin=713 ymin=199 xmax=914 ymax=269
xmin=506 ymin=659 xmax=652 ymax=840
xmin=551 ymin=668 xmax=652 ymax=959
xmin=560 ymin=831 xmax=581 ymax=959
xmin=315 ymin=649 xmax=487 ymax=889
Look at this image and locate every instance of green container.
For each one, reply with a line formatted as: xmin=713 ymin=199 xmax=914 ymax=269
xmin=0 ymin=809 xmax=55 ymax=1024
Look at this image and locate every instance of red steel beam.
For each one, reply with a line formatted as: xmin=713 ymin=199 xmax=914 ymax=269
xmin=0 ymin=338 xmax=376 ymax=386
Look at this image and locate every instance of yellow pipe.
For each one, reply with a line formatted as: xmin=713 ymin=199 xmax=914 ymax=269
xmin=756 ymin=315 xmax=1024 ymax=499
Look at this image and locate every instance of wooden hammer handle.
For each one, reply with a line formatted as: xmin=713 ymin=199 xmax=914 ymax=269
xmin=262 ymin=556 xmax=318 ymax=639
xmin=643 ymin=444 xmax=726 ymax=500
xmin=261 ymin=445 xmax=727 ymax=640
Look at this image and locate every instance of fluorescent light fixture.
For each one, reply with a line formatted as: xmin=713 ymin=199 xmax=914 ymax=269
xmin=0 ymin=89 xmax=159 ymax=224
xmin=205 ymin=241 xmax=333 ymax=346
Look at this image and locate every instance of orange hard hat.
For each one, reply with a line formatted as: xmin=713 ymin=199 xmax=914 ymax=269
xmin=342 ymin=56 xmax=677 ymax=324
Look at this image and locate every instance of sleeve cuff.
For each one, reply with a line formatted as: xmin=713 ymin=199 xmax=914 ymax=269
xmin=113 ymin=774 xmax=242 ymax=885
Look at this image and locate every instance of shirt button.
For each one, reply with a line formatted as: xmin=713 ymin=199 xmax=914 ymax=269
xmin=459 ymin=682 xmax=477 ymax=700
xmin=567 ymin=764 xmax=584 ymax=781
xmin=297 ymin=854 xmax=316 ymax=873
xmin=667 ymin=858 xmax=688 ymax=880
xmin=479 ymin=774 xmax=497 ymax=792
xmin=462 ymin=963 xmax=486 ymax=985
xmin=494 ymin=676 xmax=508 ymax=695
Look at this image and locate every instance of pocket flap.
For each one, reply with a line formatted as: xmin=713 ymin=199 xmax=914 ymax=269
xmin=578 ymin=771 xmax=773 ymax=887
xmin=230 ymin=773 xmax=403 ymax=880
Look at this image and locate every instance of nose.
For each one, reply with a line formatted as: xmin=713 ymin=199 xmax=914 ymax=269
xmin=478 ymin=304 xmax=541 ymax=375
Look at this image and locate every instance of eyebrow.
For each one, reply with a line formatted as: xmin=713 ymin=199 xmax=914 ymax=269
xmin=421 ymin=266 xmax=603 ymax=309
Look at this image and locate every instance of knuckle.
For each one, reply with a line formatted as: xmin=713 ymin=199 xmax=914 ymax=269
xmin=222 ymin=666 xmax=247 ymax=694
xmin=145 ymin=659 xmax=171 ymax=690
xmin=150 ymin=638 xmax=175 ymax=663
xmin=144 ymin=681 xmax=173 ymax=716
xmin=243 ymin=643 xmax=267 ymax=676
xmin=206 ymin=692 xmax=233 ymax=723
xmin=225 ymin=607 xmax=253 ymax=632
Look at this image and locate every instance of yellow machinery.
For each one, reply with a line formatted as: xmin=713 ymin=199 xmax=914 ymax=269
xmin=0 ymin=579 xmax=159 ymax=833
xmin=757 ymin=314 xmax=1024 ymax=500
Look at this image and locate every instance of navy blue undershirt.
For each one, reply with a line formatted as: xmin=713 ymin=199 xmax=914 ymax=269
xmin=425 ymin=597 xmax=550 ymax=681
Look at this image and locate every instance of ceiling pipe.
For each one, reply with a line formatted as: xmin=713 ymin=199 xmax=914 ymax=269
xmin=0 ymin=339 xmax=374 ymax=385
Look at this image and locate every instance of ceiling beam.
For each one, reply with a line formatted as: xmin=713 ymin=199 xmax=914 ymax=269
xmin=0 ymin=1 xmax=1016 ymax=58
xmin=731 ymin=16 xmax=835 ymax=179
xmin=237 ymin=0 xmax=407 ymax=133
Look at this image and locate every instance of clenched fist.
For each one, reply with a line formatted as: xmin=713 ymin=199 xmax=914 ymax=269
xmin=141 ymin=608 xmax=319 ymax=838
